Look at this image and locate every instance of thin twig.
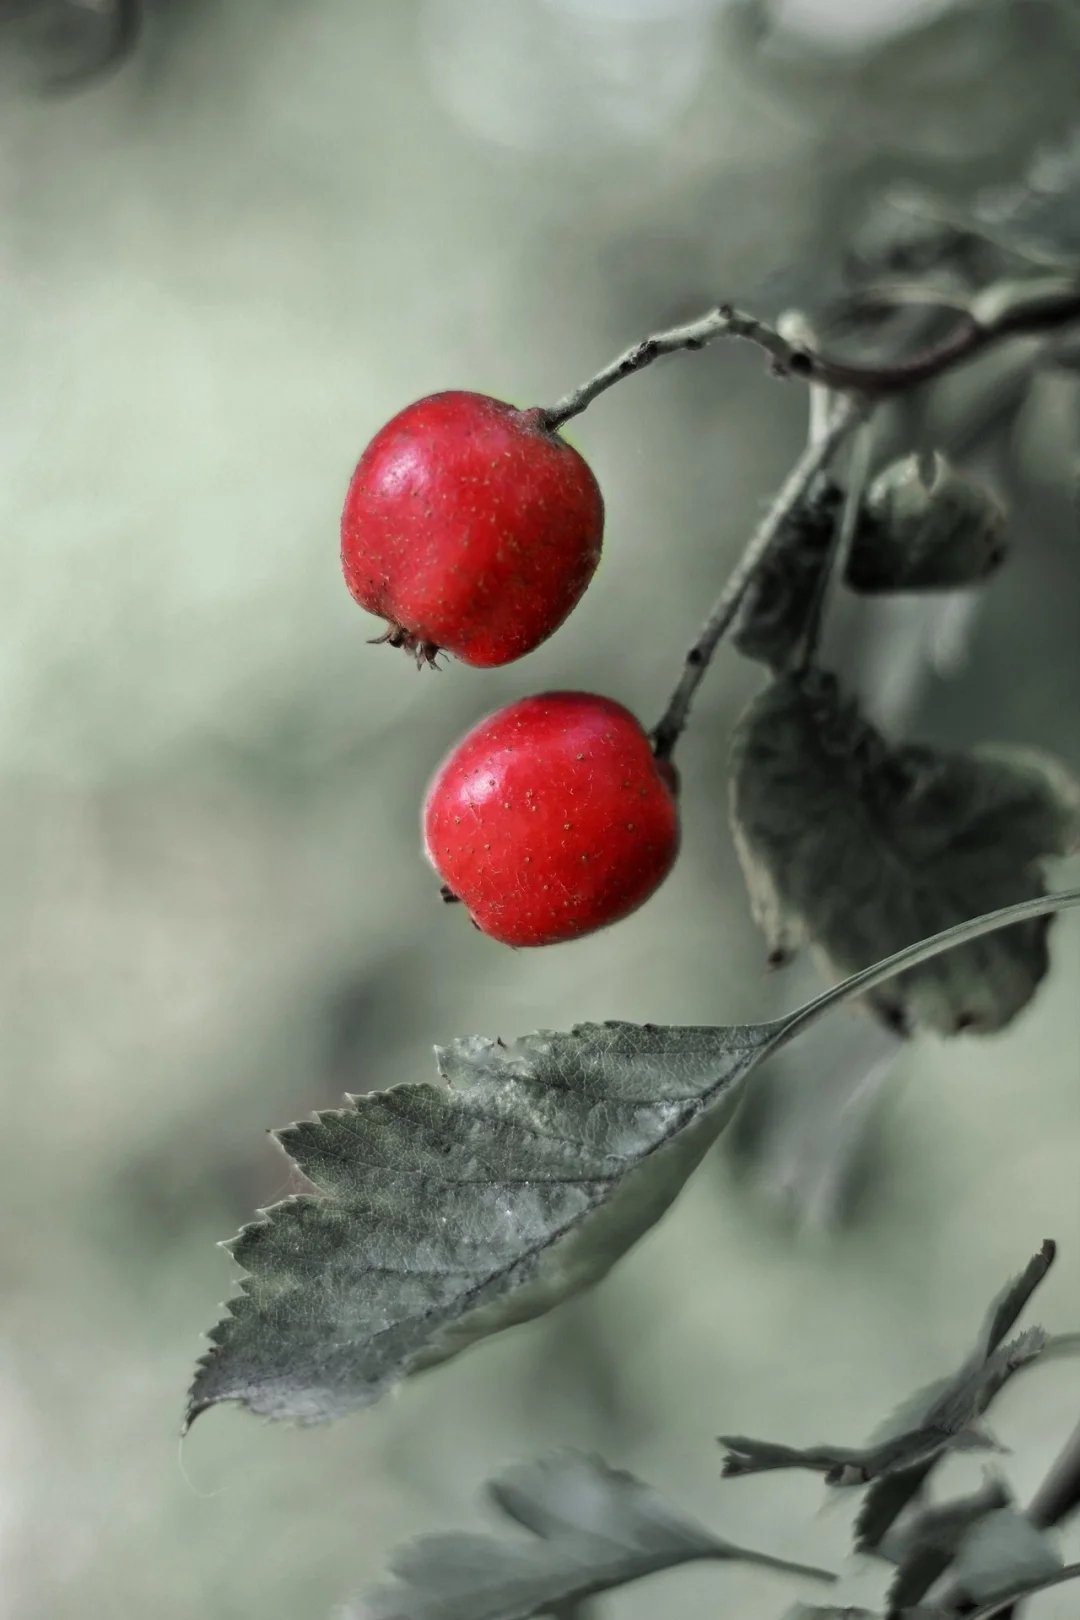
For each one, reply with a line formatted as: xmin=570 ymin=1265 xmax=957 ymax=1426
xmin=541 ymin=278 xmax=1080 ymax=431
xmin=797 ymin=420 xmax=874 ymax=670
xmin=778 ymin=309 xmax=834 ymax=448
xmin=546 ymin=274 xmax=1080 ymax=764
xmin=543 ymin=306 xmax=812 ymax=430
xmin=651 ymin=396 xmax=867 ymax=760
xmin=807 ymin=379 xmax=837 ymax=449
xmin=1028 ymin=1417 xmax=1080 ymax=1529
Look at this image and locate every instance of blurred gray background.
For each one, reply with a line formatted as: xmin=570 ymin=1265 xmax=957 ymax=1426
xmin=2 ymin=2 xmax=1079 ymax=1617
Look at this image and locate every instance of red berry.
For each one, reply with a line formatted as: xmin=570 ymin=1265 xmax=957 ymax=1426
xmin=341 ymin=391 xmax=604 ymax=667
xmin=423 ymin=692 xmax=680 ymax=946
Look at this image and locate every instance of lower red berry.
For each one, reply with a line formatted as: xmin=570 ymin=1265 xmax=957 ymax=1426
xmin=423 ymin=692 xmax=680 ymax=946
xmin=341 ymin=391 xmax=604 ymax=668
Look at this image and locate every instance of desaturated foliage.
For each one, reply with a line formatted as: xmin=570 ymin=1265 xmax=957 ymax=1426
xmin=5 ymin=3 xmax=1080 ymax=1620
xmin=350 ymin=1451 xmax=833 ymax=1620
xmin=351 ymin=1246 xmax=1078 ymax=1620
xmin=189 ymin=897 xmax=1078 ymax=1427
xmin=180 ymin=4 xmax=1080 ymax=1616
xmin=729 ymin=673 xmax=1080 ymax=1033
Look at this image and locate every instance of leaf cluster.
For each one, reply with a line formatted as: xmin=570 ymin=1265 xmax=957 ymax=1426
xmin=348 ymin=1244 xmax=1079 ymax=1620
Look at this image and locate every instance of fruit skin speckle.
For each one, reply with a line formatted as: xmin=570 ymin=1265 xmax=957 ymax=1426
xmin=423 ymin=692 xmax=681 ymax=946
xmin=340 ymin=391 xmax=604 ymax=667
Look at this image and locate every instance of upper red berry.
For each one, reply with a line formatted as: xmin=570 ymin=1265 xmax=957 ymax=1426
xmin=341 ymin=391 xmax=604 ymax=667
xmin=423 ymin=692 xmax=680 ymax=946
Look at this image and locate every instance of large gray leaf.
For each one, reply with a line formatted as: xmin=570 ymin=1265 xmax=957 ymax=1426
xmin=187 ymin=1019 xmax=779 ymax=1424
xmin=187 ymin=899 xmax=1080 ymax=1427
xmin=348 ymin=1451 xmax=835 ymax=1620
xmin=729 ymin=672 xmax=1080 ymax=1034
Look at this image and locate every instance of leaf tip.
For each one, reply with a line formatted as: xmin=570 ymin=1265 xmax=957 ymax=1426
xmin=179 ymin=1398 xmax=206 ymax=1437
xmin=181 ymin=1372 xmax=222 ymax=1435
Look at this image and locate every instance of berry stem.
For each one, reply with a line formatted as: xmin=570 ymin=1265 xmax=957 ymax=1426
xmin=796 ymin=417 xmax=874 ymax=671
xmin=651 ymin=395 xmax=867 ymax=761
xmin=777 ymin=308 xmax=834 ymax=450
xmin=542 ymin=305 xmax=815 ymax=430
xmin=540 ymin=277 xmax=1080 ymax=432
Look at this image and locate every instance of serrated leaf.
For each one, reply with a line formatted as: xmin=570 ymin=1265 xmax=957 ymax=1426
xmin=950 ymin=1509 xmax=1063 ymax=1605
xmin=729 ymin=672 xmax=1080 ymax=1035
xmin=188 ymin=1020 xmax=778 ymax=1423
xmin=721 ymin=1246 xmax=1057 ymax=1501
xmin=720 ymin=1330 xmax=1040 ymax=1486
xmin=348 ymin=1452 xmax=835 ymax=1620
xmin=193 ymin=921 xmax=1074 ymax=1430
xmin=188 ymin=900 xmax=1080 ymax=1428
xmin=974 ymin=1241 xmax=1058 ymax=1363
xmin=719 ymin=1429 xmax=997 ymax=1487
xmin=856 ymin=1241 xmax=1056 ymax=1550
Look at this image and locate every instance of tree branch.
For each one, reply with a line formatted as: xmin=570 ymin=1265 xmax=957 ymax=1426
xmin=797 ymin=418 xmax=873 ymax=671
xmin=542 ymin=305 xmax=813 ymax=430
xmin=541 ymin=277 xmax=1080 ymax=431
xmin=651 ymin=396 xmax=866 ymax=760
xmin=1027 ymin=1416 xmax=1080 ymax=1531
xmin=545 ymin=274 xmax=1080 ymax=764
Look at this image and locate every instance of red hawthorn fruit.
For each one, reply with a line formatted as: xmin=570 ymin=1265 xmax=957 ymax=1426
xmin=340 ymin=391 xmax=604 ymax=667
xmin=423 ymin=692 xmax=680 ymax=946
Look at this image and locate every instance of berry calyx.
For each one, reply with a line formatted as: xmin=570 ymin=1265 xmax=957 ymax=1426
xmin=423 ymin=692 xmax=680 ymax=946
xmin=341 ymin=392 xmax=604 ymax=668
